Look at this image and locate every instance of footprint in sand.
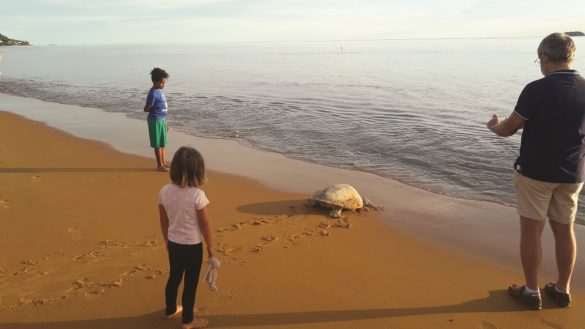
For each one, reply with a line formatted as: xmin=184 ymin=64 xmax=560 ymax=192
xmin=481 ymin=320 xmax=499 ymax=329
xmin=334 ymin=219 xmax=353 ymax=229
xmin=540 ymin=318 xmax=562 ymax=329
xmin=110 ymin=279 xmax=124 ymax=288
xmin=250 ymin=219 xmax=265 ymax=226
xmin=249 ymin=236 xmax=282 ymax=254
xmin=262 ymin=235 xmax=279 ymax=243
xmin=31 ymin=175 xmax=41 ymax=180
xmin=140 ymin=239 xmax=163 ymax=247
xmin=18 ymin=297 xmax=33 ymax=305
xmin=0 ymin=199 xmax=9 ymax=209
xmin=216 ymin=246 xmax=238 ymax=256
xmin=65 ymin=278 xmax=106 ymax=300
xmin=18 ymin=259 xmax=38 ymax=274
xmin=288 ymin=234 xmax=304 ymax=245
xmin=66 ymin=227 xmax=84 ymax=240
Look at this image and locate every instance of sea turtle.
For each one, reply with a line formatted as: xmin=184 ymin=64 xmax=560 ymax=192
xmin=304 ymin=184 xmax=381 ymax=218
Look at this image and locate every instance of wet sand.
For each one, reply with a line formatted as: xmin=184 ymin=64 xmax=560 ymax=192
xmin=1 ymin=110 xmax=585 ymax=328
xmin=2 ymin=92 xmax=585 ymax=291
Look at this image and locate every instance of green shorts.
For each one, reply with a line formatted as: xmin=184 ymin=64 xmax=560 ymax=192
xmin=147 ymin=119 xmax=167 ymax=148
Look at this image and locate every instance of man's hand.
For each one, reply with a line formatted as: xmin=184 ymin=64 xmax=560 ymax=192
xmin=486 ymin=112 xmax=525 ymax=137
xmin=487 ymin=114 xmax=501 ymax=132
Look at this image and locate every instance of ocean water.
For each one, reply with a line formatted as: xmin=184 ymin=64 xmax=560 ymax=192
xmin=1 ymin=38 xmax=585 ymax=221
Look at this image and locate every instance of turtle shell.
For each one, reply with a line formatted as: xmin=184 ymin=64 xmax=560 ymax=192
xmin=312 ymin=184 xmax=363 ymax=210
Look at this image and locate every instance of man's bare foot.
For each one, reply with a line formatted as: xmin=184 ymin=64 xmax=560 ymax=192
xmin=165 ymin=305 xmax=183 ymax=319
xmin=182 ymin=318 xmax=209 ymax=329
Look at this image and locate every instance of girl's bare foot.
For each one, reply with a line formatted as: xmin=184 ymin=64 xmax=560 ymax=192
xmin=165 ymin=305 xmax=183 ymax=319
xmin=157 ymin=166 xmax=169 ymax=172
xmin=182 ymin=318 xmax=209 ymax=329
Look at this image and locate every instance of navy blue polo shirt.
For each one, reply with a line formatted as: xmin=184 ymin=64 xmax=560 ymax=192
xmin=514 ymin=70 xmax=585 ymax=183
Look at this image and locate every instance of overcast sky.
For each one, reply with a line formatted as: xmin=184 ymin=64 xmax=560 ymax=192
xmin=1 ymin=0 xmax=584 ymax=44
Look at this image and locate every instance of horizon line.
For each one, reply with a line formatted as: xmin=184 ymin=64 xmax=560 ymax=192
xmin=23 ymin=35 xmax=568 ymax=47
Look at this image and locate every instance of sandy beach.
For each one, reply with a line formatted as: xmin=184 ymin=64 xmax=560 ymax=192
xmin=1 ymin=108 xmax=585 ymax=329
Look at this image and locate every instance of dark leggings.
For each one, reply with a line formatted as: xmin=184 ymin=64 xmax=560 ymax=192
xmin=165 ymin=241 xmax=203 ymax=324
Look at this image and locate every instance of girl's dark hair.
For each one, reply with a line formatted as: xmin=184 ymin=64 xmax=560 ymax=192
xmin=170 ymin=147 xmax=206 ymax=188
xmin=150 ymin=67 xmax=169 ymax=82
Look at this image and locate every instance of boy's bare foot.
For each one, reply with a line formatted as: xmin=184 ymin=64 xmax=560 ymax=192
xmin=165 ymin=305 xmax=183 ymax=319
xmin=182 ymin=318 xmax=209 ymax=329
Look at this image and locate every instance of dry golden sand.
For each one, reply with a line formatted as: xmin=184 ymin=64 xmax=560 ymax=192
xmin=0 ymin=111 xmax=584 ymax=329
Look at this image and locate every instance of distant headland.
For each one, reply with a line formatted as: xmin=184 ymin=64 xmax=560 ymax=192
xmin=0 ymin=33 xmax=30 ymax=46
xmin=566 ymin=31 xmax=585 ymax=37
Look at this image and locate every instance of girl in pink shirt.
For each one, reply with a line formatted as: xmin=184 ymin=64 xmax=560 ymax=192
xmin=158 ymin=146 xmax=215 ymax=329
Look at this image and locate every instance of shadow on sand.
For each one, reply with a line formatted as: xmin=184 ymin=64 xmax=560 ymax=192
xmin=236 ymin=199 xmax=329 ymax=217
xmin=0 ymin=290 xmax=539 ymax=329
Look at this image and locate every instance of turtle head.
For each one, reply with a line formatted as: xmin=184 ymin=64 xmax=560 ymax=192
xmin=362 ymin=197 xmax=382 ymax=211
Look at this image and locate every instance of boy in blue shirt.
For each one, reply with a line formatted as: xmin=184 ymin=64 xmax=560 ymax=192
xmin=144 ymin=67 xmax=170 ymax=171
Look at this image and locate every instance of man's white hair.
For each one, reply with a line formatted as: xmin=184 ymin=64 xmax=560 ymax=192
xmin=538 ymin=33 xmax=576 ymax=63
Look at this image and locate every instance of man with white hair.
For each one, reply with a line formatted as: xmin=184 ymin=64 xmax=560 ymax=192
xmin=487 ymin=33 xmax=585 ymax=310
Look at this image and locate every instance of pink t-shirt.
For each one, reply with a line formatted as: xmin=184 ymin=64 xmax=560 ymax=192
xmin=158 ymin=183 xmax=210 ymax=245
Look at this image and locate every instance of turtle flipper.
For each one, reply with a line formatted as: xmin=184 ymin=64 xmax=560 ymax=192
xmin=329 ymin=206 xmax=343 ymax=218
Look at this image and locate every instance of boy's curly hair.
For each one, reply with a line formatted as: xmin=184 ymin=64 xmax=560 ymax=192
xmin=150 ymin=67 xmax=169 ymax=82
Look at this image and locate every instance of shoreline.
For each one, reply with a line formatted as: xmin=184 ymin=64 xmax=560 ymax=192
xmin=1 ymin=92 xmax=585 ymax=293
xmin=0 ymin=78 xmax=533 ymax=213
xmin=2 ymin=111 xmax=585 ymax=328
